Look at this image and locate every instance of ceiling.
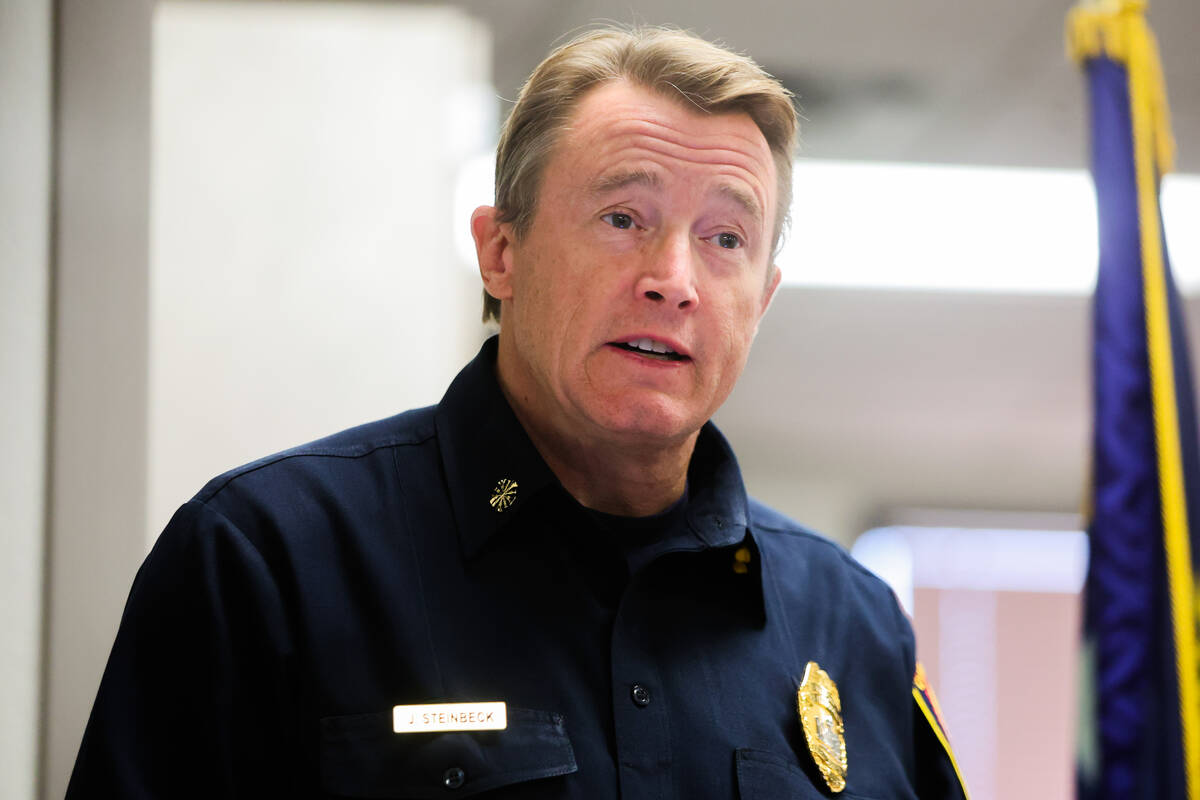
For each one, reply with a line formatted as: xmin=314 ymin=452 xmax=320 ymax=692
xmin=452 ymin=0 xmax=1199 ymax=172
xmin=443 ymin=0 xmax=1198 ymax=534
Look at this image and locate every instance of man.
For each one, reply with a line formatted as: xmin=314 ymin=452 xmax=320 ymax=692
xmin=68 ymin=27 xmax=968 ymax=799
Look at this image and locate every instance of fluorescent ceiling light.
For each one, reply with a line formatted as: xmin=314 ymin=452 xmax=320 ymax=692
xmin=454 ymin=153 xmax=1200 ymax=295
xmin=779 ymin=160 xmax=1200 ymax=294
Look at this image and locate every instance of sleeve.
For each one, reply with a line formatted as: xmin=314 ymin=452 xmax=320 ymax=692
xmin=912 ymin=662 xmax=971 ymax=800
xmin=65 ymin=499 xmax=299 ymax=799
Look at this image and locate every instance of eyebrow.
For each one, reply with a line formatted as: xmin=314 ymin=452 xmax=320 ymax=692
xmin=717 ymin=184 xmax=763 ymax=226
xmin=588 ymin=169 xmax=764 ymax=226
xmin=588 ymin=169 xmax=662 ymax=196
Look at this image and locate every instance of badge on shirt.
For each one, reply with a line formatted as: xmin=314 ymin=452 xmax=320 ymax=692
xmin=393 ymin=701 xmax=508 ymax=733
xmin=797 ymin=661 xmax=847 ymax=793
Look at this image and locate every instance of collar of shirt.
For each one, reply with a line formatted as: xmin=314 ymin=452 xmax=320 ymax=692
xmin=435 ymin=336 xmax=764 ymax=620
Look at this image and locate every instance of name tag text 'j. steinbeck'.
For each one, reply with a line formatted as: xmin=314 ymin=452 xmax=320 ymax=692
xmin=393 ymin=702 xmax=508 ymax=733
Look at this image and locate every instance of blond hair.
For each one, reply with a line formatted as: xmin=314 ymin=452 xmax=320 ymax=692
xmin=483 ymin=26 xmax=799 ymax=323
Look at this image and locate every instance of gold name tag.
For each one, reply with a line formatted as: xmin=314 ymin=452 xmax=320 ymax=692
xmin=392 ymin=702 xmax=508 ymax=733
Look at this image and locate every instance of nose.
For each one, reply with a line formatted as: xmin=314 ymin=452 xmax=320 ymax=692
xmin=636 ymin=231 xmax=700 ymax=311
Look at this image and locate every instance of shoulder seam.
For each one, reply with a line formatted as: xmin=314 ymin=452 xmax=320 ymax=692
xmin=201 ymin=428 xmax=436 ymax=502
xmin=754 ymin=520 xmax=893 ymax=587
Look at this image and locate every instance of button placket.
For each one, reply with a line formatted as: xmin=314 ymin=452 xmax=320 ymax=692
xmin=610 ymin=577 xmax=672 ymax=799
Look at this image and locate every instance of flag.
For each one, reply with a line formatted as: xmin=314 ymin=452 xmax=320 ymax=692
xmin=1069 ymin=1 xmax=1200 ymax=798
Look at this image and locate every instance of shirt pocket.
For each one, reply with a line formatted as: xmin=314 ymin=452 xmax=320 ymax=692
xmin=735 ymin=749 xmax=886 ymax=800
xmin=320 ymin=707 xmax=577 ymax=798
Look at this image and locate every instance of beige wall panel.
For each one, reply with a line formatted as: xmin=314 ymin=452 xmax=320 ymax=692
xmin=44 ymin=2 xmax=154 ymax=798
xmin=0 ymin=0 xmax=52 ymax=797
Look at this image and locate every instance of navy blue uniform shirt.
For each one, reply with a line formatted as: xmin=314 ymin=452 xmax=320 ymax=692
xmin=68 ymin=337 xmax=968 ymax=799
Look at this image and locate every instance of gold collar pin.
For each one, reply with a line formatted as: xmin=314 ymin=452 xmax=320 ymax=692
xmin=489 ymin=478 xmax=518 ymax=512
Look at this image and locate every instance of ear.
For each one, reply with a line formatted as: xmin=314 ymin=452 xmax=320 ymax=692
xmin=753 ymin=264 xmax=782 ymax=339
xmin=760 ymin=263 xmax=782 ymax=316
xmin=471 ymin=206 xmax=515 ymax=303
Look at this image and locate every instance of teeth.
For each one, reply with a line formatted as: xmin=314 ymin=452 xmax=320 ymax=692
xmin=629 ymin=338 xmax=674 ymax=354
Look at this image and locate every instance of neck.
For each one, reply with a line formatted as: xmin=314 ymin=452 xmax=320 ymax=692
xmin=527 ymin=421 xmax=694 ymax=517
xmin=495 ymin=350 xmax=695 ymax=518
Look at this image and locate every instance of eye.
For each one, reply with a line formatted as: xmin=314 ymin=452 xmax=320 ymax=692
xmin=601 ymin=212 xmax=635 ymax=230
xmin=712 ymin=231 xmax=743 ymax=250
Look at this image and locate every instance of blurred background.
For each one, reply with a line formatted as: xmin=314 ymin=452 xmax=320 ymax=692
xmin=3 ymin=1 xmax=1198 ymax=798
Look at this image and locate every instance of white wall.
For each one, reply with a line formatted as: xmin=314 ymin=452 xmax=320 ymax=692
xmin=43 ymin=3 xmax=494 ymax=798
xmin=147 ymin=1 xmax=492 ymax=541
xmin=0 ymin=1 xmax=51 ymax=797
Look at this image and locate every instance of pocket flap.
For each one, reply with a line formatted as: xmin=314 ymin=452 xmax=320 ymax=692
xmin=736 ymin=749 xmax=885 ymax=800
xmin=321 ymin=707 xmax=577 ymax=798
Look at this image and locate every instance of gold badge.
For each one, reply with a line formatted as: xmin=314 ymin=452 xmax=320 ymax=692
xmin=489 ymin=478 xmax=518 ymax=512
xmin=797 ymin=661 xmax=847 ymax=793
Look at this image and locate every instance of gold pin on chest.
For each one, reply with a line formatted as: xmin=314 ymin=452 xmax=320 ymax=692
xmin=797 ymin=661 xmax=847 ymax=793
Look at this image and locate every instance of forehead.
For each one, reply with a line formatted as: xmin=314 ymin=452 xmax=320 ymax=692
xmin=549 ymin=81 xmax=776 ymax=216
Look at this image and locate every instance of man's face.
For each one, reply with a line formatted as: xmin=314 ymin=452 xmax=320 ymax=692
xmin=493 ymin=80 xmax=780 ymax=448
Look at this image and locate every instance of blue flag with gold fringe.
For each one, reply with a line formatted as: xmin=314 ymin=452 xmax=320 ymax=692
xmin=1069 ymin=2 xmax=1200 ymax=798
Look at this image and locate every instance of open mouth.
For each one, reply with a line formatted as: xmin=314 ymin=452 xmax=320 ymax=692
xmin=610 ymin=338 xmax=690 ymax=362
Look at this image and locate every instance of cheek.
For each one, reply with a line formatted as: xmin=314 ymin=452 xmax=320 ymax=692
xmin=513 ymin=249 xmax=568 ymax=325
xmin=711 ymin=293 xmax=764 ymax=368
xmin=720 ymin=286 xmax=764 ymax=335
xmin=518 ymin=261 xmax=599 ymax=366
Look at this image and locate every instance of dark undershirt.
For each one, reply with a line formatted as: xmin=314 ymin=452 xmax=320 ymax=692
xmin=579 ymin=485 xmax=693 ymax=576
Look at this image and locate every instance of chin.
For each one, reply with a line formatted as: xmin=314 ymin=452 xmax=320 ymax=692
xmin=591 ymin=398 xmax=703 ymax=443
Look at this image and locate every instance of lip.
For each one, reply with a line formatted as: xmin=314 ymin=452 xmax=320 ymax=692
xmin=607 ymin=333 xmax=692 ymax=360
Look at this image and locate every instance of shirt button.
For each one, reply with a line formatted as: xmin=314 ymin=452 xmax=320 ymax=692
xmin=443 ymin=766 xmax=466 ymax=789
xmin=631 ymin=683 xmax=651 ymax=707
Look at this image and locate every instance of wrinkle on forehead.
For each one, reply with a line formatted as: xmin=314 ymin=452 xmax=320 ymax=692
xmin=550 ymin=82 xmax=779 ymax=238
xmin=588 ymin=134 xmax=771 ymax=220
xmin=576 ymin=114 xmax=772 ymax=173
